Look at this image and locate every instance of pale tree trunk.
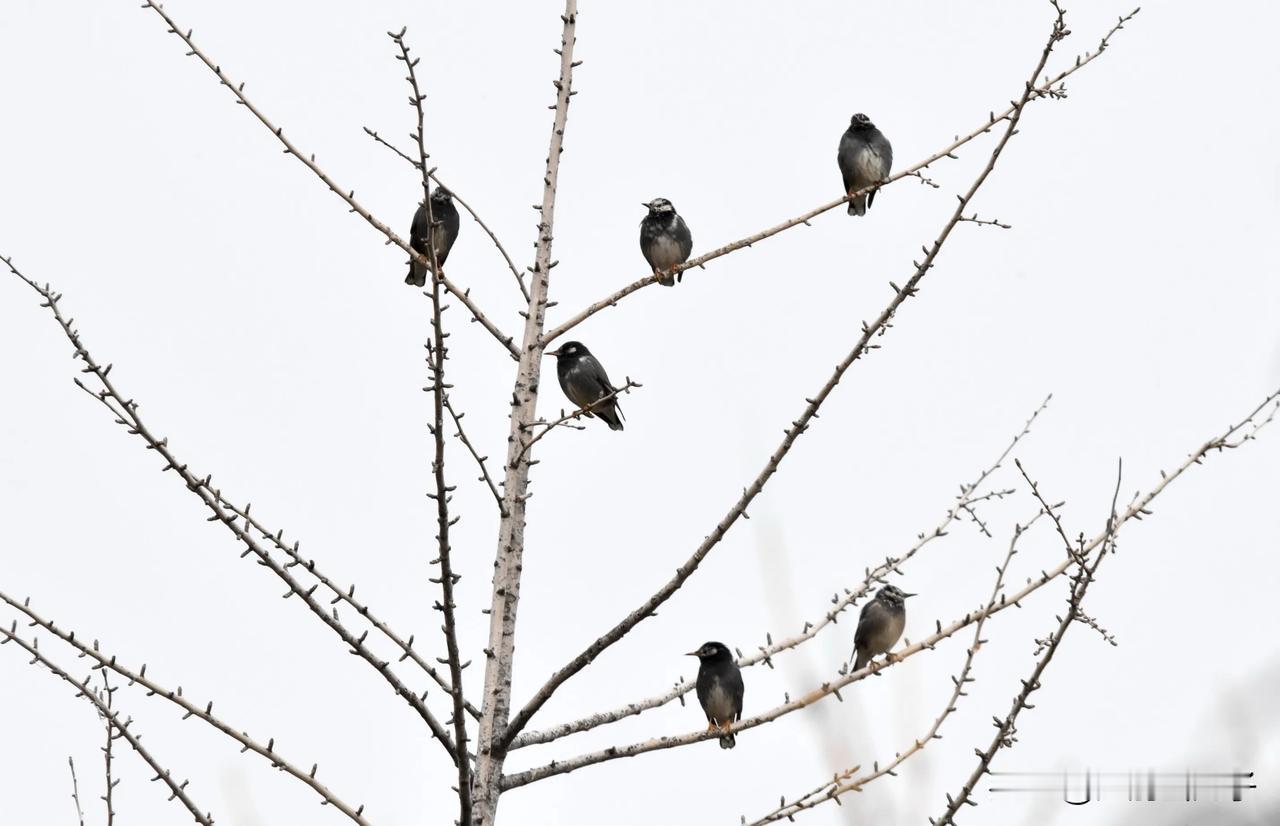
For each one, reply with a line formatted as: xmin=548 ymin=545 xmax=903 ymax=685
xmin=471 ymin=4 xmax=578 ymax=822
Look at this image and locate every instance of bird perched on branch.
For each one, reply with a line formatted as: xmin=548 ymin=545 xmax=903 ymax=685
xmin=837 ymin=113 xmax=893 ymax=216
xmin=406 ymin=187 xmax=461 ymax=287
xmin=850 ymin=585 xmax=914 ymax=671
xmin=688 ymin=641 xmax=744 ymax=749
xmin=546 ymin=341 xmax=625 ymax=431
xmin=639 ymin=198 xmax=693 ymax=286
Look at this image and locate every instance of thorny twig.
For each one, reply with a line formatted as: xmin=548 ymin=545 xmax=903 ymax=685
xmin=745 ymin=513 xmax=1045 ymax=824
xmin=364 ymin=126 xmax=530 ymax=302
xmin=137 ymin=1 xmax=520 ymax=359
xmin=931 ymin=453 xmax=1125 ymax=825
xmin=0 ymin=591 xmax=372 ymax=825
xmin=2 ymin=256 xmax=458 ymax=761
xmin=517 ymin=379 xmax=642 ymax=459
xmin=388 ymin=25 xmax=474 ymax=820
xmin=68 ymin=757 xmax=86 ymax=826
xmin=0 ymin=625 xmax=215 ymax=826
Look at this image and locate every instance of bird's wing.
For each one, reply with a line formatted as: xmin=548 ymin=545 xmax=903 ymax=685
xmin=875 ymin=130 xmax=894 ymax=176
xmin=409 ymin=203 xmax=431 ymax=252
xmin=837 ymin=132 xmax=860 ymax=193
xmin=583 ymin=355 xmax=617 ymax=397
xmin=727 ymin=665 xmax=745 ymax=721
xmin=676 ymin=216 xmax=694 ymax=260
xmin=695 ymin=667 xmax=713 ymax=721
xmin=854 ymin=600 xmax=889 ymax=651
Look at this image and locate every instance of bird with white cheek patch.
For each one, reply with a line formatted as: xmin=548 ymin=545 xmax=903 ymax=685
xmin=639 ymin=197 xmax=693 ymax=286
xmin=688 ymin=641 xmax=744 ymax=749
xmin=837 ymin=113 xmax=893 ymax=217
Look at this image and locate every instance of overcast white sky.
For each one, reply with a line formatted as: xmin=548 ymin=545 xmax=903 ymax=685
xmin=2 ymin=1 xmax=1279 ymax=824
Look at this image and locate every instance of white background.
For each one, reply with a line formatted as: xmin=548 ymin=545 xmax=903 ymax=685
xmin=2 ymin=2 xmax=1278 ymax=824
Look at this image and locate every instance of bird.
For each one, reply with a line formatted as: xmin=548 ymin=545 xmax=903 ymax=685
xmin=639 ymin=198 xmax=693 ymax=286
xmin=688 ymin=641 xmax=744 ymax=749
xmin=545 ymin=341 xmax=625 ymax=431
xmin=850 ymin=585 xmax=914 ymax=672
xmin=837 ymin=113 xmax=893 ymax=216
xmin=406 ymin=186 xmax=461 ymax=287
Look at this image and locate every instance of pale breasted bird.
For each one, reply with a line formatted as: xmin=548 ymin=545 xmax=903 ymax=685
xmin=545 ymin=341 xmax=625 ymax=431
xmin=688 ymin=641 xmax=744 ymax=749
xmin=837 ymin=113 xmax=893 ymax=216
xmin=639 ymin=198 xmax=693 ymax=286
xmin=850 ymin=585 xmax=914 ymax=671
xmin=406 ymin=187 xmax=461 ymax=287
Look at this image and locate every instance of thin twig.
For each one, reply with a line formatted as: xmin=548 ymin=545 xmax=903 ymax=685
xmin=100 ymin=671 xmax=118 ymax=826
xmin=388 ymin=26 xmax=473 ymax=821
xmin=540 ymin=8 xmax=1141 ymax=345
xmin=68 ymin=757 xmax=86 ymax=826
xmin=444 ymin=394 xmax=507 ymax=517
xmin=137 ymin=2 xmax=519 ymax=359
xmin=0 ymin=591 xmax=371 ymax=824
xmin=745 ymin=513 xmax=1043 ymax=824
xmin=1 ymin=626 xmax=215 ymax=825
xmin=931 ymin=450 xmax=1124 ymax=825
xmin=2 ymin=257 xmax=458 ymax=761
xmin=517 ymin=378 xmax=642 ymax=459
xmin=363 ymin=126 xmax=530 ymax=301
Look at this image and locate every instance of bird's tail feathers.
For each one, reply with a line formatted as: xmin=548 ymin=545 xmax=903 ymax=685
xmin=848 ymin=194 xmax=868 ymax=216
xmin=852 ymin=651 xmax=868 ymax=672
xmin=406 ymin=262 xmax=427 ymax=287
xmin=719 ymin=733 xmax=736 ymax=750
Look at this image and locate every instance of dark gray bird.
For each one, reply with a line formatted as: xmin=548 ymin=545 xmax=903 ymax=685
xmin=545 ymin=341 xmax=625 ymax=431
xmin=639 ymin=198 xmax=693 ymax=286
xmin=688 ymin=641 xmax=744 ymax=749
xmin=850 ymin=585 xmax=914 ymax=672
xmin=406 ymin=187 xmax=461 ymax=287
xmin=837 ymin=113 xmax=893 ymax=216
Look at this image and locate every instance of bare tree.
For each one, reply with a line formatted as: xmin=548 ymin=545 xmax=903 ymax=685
xmin=3 ymin=1 xmax=1276 ymax=824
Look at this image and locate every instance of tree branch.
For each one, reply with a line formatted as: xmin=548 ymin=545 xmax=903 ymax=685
xmin=931 ymin=451 xmax=1124 ymax=825
xmin=745 ymin=512 xmax=1043 ymax=824
xmin=509 ymin=396 xmax=1047 ymax=750
xmin=387 ymin=26 xmax=473 ymax=821
xmin=137 ymin=1 xmax=519 ymax=359
xmin=99 ymin=671 xmax=118 ymax=826
xmin=363 ymin=126 xmax=530 ymax=302
xmin=67 ymin=757 xmax=86 ymax=826
xmin=3 ymin=257 xmax=458 ymax=760
xmin=540 ymin=7 xmax=1140 ymax=345
xmin=0 ymin=625 xmax=215 ymax=826
xmin=500 ymin=387 xmax=1279 ymax=788
xmin=0 ymin=591 xmax=372 ymax=824
xmin=471 ymin=3 xmax=580 ymax=821
xmin=501 ymin=0 xmax=1081 ymax=748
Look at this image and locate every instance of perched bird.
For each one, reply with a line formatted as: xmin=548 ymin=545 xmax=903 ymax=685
xmin=406 ymin=187 xmax=461 ymax=287
xmin=850 ymin=585 xmax=914 ymax=672
xmin=837 ymin=113 xmax=893 ymax=216
xmin=546 ymin=341 xmax=625 ymax=431
xmin=639 ymin=198 xmax=693 ymax=286
xmin=688 ymin=641 xmax=744 ymax=749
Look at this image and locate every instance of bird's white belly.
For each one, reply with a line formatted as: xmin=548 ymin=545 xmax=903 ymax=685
xmin=855 ymin=146 xmax=888 ymax=183
xmin=647 ymin=235 xmax=685 ymax=269
xmin=706 ymin=681 xmax=736 ymax=722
